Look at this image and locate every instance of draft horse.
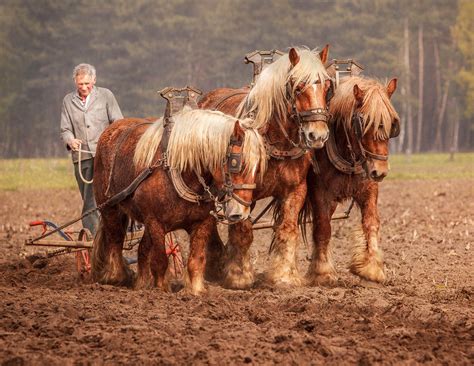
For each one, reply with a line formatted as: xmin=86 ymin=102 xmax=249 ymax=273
xmin=303 ymin=76 xmax=400 ymax=285
xmin=91 ymin=108 xmax=267 ymax=294
xmin=200 ymin=47 xmax=332 ymax=288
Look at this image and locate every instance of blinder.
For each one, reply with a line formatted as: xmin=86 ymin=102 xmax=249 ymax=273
xmin=352 ymin=112 xmax=364 ymax=140
xmin=326 ymin=79 xmax=335 ymax=105
xmin=353 ymin=113 xmax=400 ymax=140
xmin=227 ymin=135 xmax=243 ymax=174
xmin=390 ymin=119 xmax=400 ymax=138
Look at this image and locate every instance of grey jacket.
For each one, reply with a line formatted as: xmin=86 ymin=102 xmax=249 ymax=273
xmin=60 ymin=86 xmax=123 ymax=162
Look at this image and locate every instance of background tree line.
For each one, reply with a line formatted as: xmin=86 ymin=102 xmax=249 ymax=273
xmin=0 ymin=0 xmax=472 ymax=158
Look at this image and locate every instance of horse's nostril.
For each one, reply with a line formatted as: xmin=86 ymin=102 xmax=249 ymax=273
xmin=229 ymin=214 xmax=243 ymax=222
xmin=308 ymin=132 xmax=315 ymax=141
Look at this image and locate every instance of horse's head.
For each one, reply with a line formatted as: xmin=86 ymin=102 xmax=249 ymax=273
xmin=211 ymin=120 xmax=266 ymax=223
xmin=286 ymin=46 xmax=332 ymax=149
xmin=350 ymin=78 xmax=399 ymax=181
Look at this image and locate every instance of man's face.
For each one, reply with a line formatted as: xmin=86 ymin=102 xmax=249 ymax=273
xmin=75 ymin=74 xmax=96 ymax=98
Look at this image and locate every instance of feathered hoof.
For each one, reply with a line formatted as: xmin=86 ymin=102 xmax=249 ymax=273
xmin=222 ymin=268 xmax=254 ymax=290
xmin=134 ymin=273 xmax=156 ymax=290
xmin=305 ymin=271 xmax=338 ymax=287
xmin=350 ymin=259 xmax=386 ymax=283
xmin=264 ymin=270 xmax=303 ymax=287
xmin=97 ymin=265 xmax=134 ymax=287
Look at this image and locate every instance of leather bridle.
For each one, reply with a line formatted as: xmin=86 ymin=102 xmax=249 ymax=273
xmin=345 ymin=111 xmax=400 ymax=167
xmin=276 ymin=78 xmax=332 ymax=151
xmin=196 ymin=133 xmax=256 ymax=223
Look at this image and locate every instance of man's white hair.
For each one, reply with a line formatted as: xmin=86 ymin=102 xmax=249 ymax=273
xmin=73 ymin=63 xmax=96 ymax=80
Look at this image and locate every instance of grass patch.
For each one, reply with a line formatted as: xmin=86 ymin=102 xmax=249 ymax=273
xmin=0 ymin=159 xmax=76 ymax=191
xmin=0 ymin=153 xmax=472 ymax=190
xmin=388 ymin=152 xmax=474 ymax=180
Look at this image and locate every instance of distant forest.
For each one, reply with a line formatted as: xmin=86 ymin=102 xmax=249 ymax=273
xmin=0 ymin=0 xmax=473 ymax=158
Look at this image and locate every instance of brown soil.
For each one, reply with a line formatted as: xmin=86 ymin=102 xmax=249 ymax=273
xmin=0 ymin=179 xmax=473 ymax=365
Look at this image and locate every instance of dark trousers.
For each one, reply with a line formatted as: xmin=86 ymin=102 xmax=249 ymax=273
xmin=73 ymin=158 xmax=99 ymax=236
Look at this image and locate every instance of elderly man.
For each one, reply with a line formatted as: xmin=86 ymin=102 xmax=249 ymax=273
xmin=60 ymin=63 xmax=123 ymax=236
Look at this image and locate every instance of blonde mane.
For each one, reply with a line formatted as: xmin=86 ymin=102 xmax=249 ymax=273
xmin=237 ymin=47 xmax=329 ymax=129
xmin=330 ymin=76 xmax=400 ymax=140
xmin=133 ymin=108 xmax=267 ymax=179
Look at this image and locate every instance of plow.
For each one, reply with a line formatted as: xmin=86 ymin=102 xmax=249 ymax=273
xmin=24 ymin=198 xmax=355 ymax=277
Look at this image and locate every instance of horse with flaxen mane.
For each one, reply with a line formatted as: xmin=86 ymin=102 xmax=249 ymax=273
xmin=302 ymin=75 xmax=399 ymax=285
xmin=91 ymin=108 xmax=266 ymax=294
xmin=199 ymin=47 xmax=332 ymax=288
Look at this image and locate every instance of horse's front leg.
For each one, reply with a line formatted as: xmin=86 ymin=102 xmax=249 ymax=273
xmin=204 ymin=223 xmax=225 ymax=283
xmin=187 ymin=216 xmax=216 ymax=295
xmin=350 ymin=183 xmax=385 ymax=283
xmin=222 ymin=218 xmax=254 ymax=289
xmin=135 ymin=222 xmax=168 ymax=290
xmin=305 ymin=189 xmax=338 ymax=286
xmin=265 ymin=184 xmax=307 ymax=286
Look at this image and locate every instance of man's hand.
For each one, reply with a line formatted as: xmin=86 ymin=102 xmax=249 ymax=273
xmin=68 ymin=138 xmax=83 ymax=152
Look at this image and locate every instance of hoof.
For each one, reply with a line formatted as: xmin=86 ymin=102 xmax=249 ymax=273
xmin=305 ymin=272 xmax=338 ymax=286
xmin=263 ymin=270 xmax=303 ymax=287
xmin=185 ymin=282 xmax=207 ymax=296
xmin=98 ymin=266 xmax=134 ymax=287
xmin=134 ymin=275 xmax=155 ymax=290
xmin=222 ymin=266 xmax=254 ymax=289
xmin=350 ymin=259 xmax=386 ymax=283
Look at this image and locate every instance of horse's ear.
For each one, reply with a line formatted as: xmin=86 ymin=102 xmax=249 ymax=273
xmin=353 ymin=84 xmax=364 ymax=106
xmin=233 ymin=120 xmax=245 ymax=141
xmin=319 ymin=44 xmax=329 ymax=64
xmin=387 ymin=78 xmax=397 ymax=98
xmin=289 ymin=48 xmax=300 ymax=67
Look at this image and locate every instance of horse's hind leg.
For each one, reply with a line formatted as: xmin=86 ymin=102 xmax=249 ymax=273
xmin=222 ymin=219 xmax=254 ymax=289
xmin=186 ymin=216 xmax=215 ymax=295
xmin=136 ymin=222 xmax=168 ymax=290
xmin=265 ymin=187 xmax=306 ymax=286
xmin=305 ymin=191 xmax=338 ymax=286
xmin=91 ymin=208 xmax=132 ymax=286
xmin=350 ymin=184 xmax=385 ymax=283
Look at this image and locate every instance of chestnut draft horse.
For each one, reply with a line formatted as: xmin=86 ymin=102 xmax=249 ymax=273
xmin=91 ymin=108 xmax=267 ymax=294
xmin=199 ymin=47 xmax=332 ymax=288
xmin=303 ymin=76 xmax=400 ymax=285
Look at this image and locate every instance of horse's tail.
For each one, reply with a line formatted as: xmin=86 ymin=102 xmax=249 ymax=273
xmin=91 ymin=219 xmax=107 ymax=283
xmin=298 ymin=192 xmax=313 ymax=249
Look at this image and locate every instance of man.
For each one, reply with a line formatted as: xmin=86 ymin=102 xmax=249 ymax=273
xmin=60 ymin=63 xmax=123 ymax=236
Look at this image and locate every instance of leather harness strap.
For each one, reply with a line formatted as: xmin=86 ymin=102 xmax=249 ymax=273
xmin=324 ymin=123 xmax=365 ymax=175
xmin=264 ymin=138 xmax=306 ymax=160
xmin=211 ymin=90 xmax=250 ymax=111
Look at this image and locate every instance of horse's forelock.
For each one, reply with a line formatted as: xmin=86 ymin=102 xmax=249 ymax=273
xmin=331 ymin=77 xmax=399 ymax=140
xmin=166 ymin=109 xmax=265 ymax=178
xmin=239 ymin=48 xmax=328 ymax=130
